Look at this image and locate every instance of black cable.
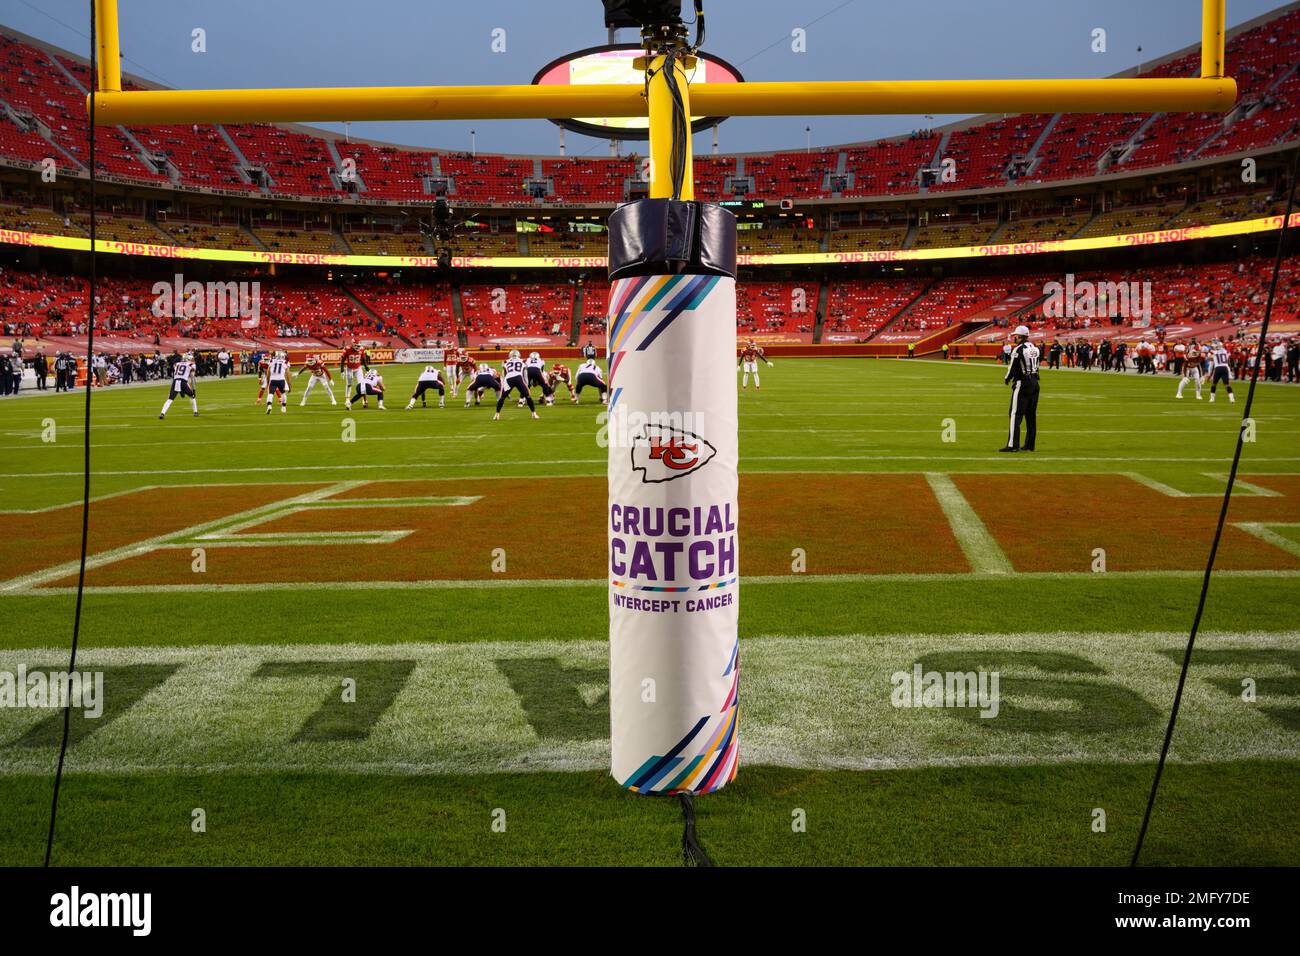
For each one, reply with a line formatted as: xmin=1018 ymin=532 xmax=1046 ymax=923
xmin=1130 ymin=141 xmax=1300 ymax=867
xmin=44 ymin=0 xmax=97 ymax=868
xmin=679 ymin=794 xmax=715 ymax=866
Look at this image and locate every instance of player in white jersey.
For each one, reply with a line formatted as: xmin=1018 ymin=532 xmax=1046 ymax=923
xmin=520 ymin=351 xmax=555 ymax=407
xmin=264 ymin=350 xmax=291 ymax=414
xmin=406 ymin=365 xmax=445 ymax=409
xmin=494 ymin=349 xmax=539 ymax=420
xmin=347 ymin=368 xmax=386 ymax=410
xmin=1207 ymin=340 xmax=1235 ymax=403
xmin=159 ymin=351 xmax=198 ymax=419
xmin=574 ymin=358 xmax=608 ymax=405
xmin=464 ymin=361 xmax=500 ymax=407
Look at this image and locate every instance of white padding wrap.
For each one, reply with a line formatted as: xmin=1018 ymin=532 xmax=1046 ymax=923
xmin=606 ymin=273 xmax=739 ymax=794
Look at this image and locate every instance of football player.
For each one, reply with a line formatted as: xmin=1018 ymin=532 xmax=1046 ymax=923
xmin=407 ymin=365 xmax=446 ymax=409
xmin=295 ymin=355 xmax=337 ymax=406
xmin=159 ymin=350 xmax=198 ymax=419
xmin=1207 ymin=340 xmax=1235 ymax=403
xmin=464 ymin=359 xmax=500 ymax=408
xmin=548 ymin=361 xmax=578 ymax=403
xmin=495 ymin=349 xmax=539 ymax=420
xmin=340 ymin=340 xmax=367 ymax=398
xmin=739 ymin=339 xmax=771 ymax=390
xmin=254 ymin=353 xmax=271 ymax=405
xmin=443 ymin=348 xmax=461 ymax=398
xmin=265 ymin=350 xmax=291 ymax=414
xmin=574 ymin=357 xmax=608 ymax=404
xmin=347 ymin=368 xmax=386 ymax=410
xmin=1176 ymin=339 xmax=1204 ymax=400
xmin=522 ymin=350 xmax=555 ymax=407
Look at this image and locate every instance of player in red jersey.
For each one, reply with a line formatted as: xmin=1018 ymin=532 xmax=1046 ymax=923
xmin=295 ymin=356 xmax=337 ymax=406
xmin=340 ymin=341 xmax=367 ymax=399
xmin=548 ymin=362 xmax=577 ymax=403
xmin=254 ymin=355 xmax=271 ymax=404
xmin=1176 ymin=339 xmax=1204 ymax=400
xmin=738 ymin=339 xmax=771 ymax=390
xmin=443 ymin=347 xmax=461 ymax=398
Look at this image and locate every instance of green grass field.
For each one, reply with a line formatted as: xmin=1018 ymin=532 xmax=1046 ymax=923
xmin=1 ymin=357 xmax=1297 ymax=866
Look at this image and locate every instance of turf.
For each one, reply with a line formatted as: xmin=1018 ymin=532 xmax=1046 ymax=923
xmin=1 ymin=357 xmax=1297 ymax=866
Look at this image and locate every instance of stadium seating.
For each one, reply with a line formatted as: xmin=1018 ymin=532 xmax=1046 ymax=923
xmin=1075 ymin=204 xmax=1183 ymax=238
xmin=441 ymin=153 xmax=535 ymax=204
xmin=0 ymin=38 xmax=162 ymax=183
xmin=0 ymin=203 xmax=83 ymax=236
xmin=158 ymin=221 xmax=257 ymax=249
xmin=459 ymin=231 xmax=523 ymax=257
xmin=334 ymin=142 xmax=433 ymax=202
xmin=0 ymin=113 xmax=54 ymax=165
xmin=736 ymin=223 xmax=822 ymax=254
xmin=997 ymin=213 xmax=1090 ymax=243
xmin=526 ymin=231 xmax=607 ymax=256
xmin=342 ymin=230 xmax=429 ymax=256
xmin=544 ymin=157 xmax=632 ymax=203
xmin=824 ymin=278 xmax=930 ymax=337
xmin=827 ymin=225 xmax=908 ymax=252
xmin=129 ymin=124 xmax=257 ymax=193
xmin=69 ymin=213 xmax=169 ymax=244
xmin=348 ymin=279 xmax=455 ymax=340
xmin=251 ymin=227 xmax=344 ymax=254
xmin=459 ymin=283 xmax=573 ymax=340
xmin=227 ymin=123 xmax=336 ymax=196
xmin=841 ymin=134 xmax=939 ymax=196
xmin=735 ymin=281 xmax=815 ymax=335
xmin=912 ymin=219 xmax=998 ymax=249
xmin=930 ymin=115 xmax=1052 ymax=192
xmin=1 ymin=8 xmax=1298 ymax=211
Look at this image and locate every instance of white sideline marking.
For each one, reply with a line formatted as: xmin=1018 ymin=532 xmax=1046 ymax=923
xmin=1124 ymin=472 xmax=1284 ymax=498
xmin=1234 ymin=522 xmax=1300 ymax=560
xmin=11 ymin=568 xmax=1300 ymax=598
xmin=8 ymin=455 xmax=1300 ymax=479
xmin=924 ymin=473 xmax=1014 ymax=574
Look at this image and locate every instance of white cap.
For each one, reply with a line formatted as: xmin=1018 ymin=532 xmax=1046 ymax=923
xmin=1014 ymin=325 xmax=1031 ymax=337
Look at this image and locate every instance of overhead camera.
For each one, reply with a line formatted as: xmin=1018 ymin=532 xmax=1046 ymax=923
xmin=603 ymin=1 xmax=701 ymax=54
xmin=602 ymin=1 xmax=684 ymax=31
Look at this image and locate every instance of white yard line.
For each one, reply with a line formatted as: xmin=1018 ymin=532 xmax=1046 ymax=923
xmin=923 ymin=473 xmax=1015 ymax=574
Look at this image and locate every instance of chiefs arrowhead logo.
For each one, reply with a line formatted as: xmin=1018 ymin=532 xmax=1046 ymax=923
xmin=631 ymin=423 xmax=717 ymax=483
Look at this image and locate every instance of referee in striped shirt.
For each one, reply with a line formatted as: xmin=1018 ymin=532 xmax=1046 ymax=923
xmin=1000 ymin=325 xmax=1040 ymax=453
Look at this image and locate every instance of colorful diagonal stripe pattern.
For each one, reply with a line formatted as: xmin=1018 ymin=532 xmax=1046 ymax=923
xmin=621 ymin=635 xmax=740 ymax=795
xmin=607 ymin=274 xmax=724 ymax=393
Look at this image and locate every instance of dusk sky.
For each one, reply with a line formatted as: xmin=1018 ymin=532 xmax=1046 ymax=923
xmin=1 ymin=0 xmax=1284 ymax=154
